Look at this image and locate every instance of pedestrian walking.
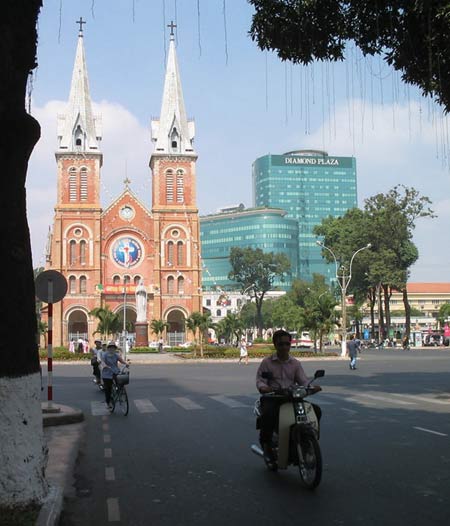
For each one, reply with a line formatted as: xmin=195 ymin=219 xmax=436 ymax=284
xmin=239 ymin=337 xmax=248 ymax=365
xmin=347 ymin=335 xmax=358 ymax=370
xmin=158 ymin=336 xmax=164 ymax=353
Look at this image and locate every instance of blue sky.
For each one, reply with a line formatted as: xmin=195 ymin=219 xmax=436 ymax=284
xmin=28 ymin=0 xmax=450 ymax=282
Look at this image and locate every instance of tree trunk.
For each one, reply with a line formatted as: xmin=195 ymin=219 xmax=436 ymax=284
xmin=403 ymin=288 xmax=411 ymax=340
xmin=255 ymin=296 xmax=264 ymax=338
xmin=383 ymin=285 xmax=391 ymax=339
xmin=378 ymin=285 xmax=385 ymax=342
xmin=0 ymin=1 xmax=48 ymax=507
xmin=368 ymin=288 xmax=376 ymax=340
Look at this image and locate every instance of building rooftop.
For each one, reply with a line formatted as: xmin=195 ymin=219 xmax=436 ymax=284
xmin=406 ymin=283 xmax=450 ymax=293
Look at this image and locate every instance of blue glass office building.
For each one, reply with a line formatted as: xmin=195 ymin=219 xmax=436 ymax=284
xmin=253 ymin=150 xmax=357 ymax=282
xmin=200 ymin=207 xmax=299 ymax=290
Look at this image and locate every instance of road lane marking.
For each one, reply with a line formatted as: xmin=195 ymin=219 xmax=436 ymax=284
xmin=391 ymin=393 xmax=450 ymax=406
xmin=340 ymin=408 xmax=358 ymax=415
xmin=358 ymin=393 xmax=416 ymax=405
xmin=105 ymin=467 xmax=115 ymax=481
xmin=91 ymin=401 xmax=109 ymax=416
xmin=107 ymin=498 xmax=120 ymax=522
xmin=134 ymin=399 xmax=159 ymax=413
xmin=103 ymin=434 xmax=111 ymax=443
xmin=102 ymin=423 xmax=109 ymax=431
xmin=210 ymin=395 xmax=249 ymax=408
xmin=413 ymin=426 xmax=448 ymax=437
xmin=172 ymin=397 xmax=204 ymax=410
xmin=104 ymin=448 xmax=112 ymax=458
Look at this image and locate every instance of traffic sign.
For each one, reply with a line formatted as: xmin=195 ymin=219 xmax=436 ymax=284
xmin=35 ymin=270 xmax=68 ymax=303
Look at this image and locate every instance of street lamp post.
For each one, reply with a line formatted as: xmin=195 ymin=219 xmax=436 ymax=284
xmin=316 ymin=241 xmax=371 ymax=357
xmin=122 ymin=286 xmax=127 ymax=360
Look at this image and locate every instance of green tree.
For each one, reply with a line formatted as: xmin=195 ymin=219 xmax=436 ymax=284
xmin=216 ymin=312 xmax=244 ymax=346
xmin=150 ymin=319 xmax=169 ymax=338
xmin=249 ymin=0 xmax=450 ymax=111
xmin=228 ymin=247 xmax=291 ymax=337
xmin=270 ymin=294 xmax=304 ymax=332
xmin=437 ymin=303 xmax=450 ymax=328
xmin=185 ymin=312 xmax=215 ymax=358
xmin=90 ymin=306 xmax=121 ymax=340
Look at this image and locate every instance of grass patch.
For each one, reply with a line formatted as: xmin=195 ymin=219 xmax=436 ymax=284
xmin=39 ymin=348 xmax=90 ymax=361
xmin=0 ymin=503 xmax=41 ymax=526
xmin=129 ymin=347 xmax=160 ymax=354
xmin=179 ymin=346 xmax=338 ymax=359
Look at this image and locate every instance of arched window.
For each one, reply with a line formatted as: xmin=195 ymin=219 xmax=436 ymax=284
xmin=80 ymin=167 xmax=88 ymax=201
xmin=176 ymin=169 xmax=184 ymax=203
xmin=79 ymin=275 xmax=87 ymax=294
xmin=134 ymin=276 xmax=141 ymax=285
xmin=166 ymin=169 xmax=174 ymax=203
xmin=167 ymin=241 xmax=174 ymax=265
xmin=69 ymin=276 xmax=76 ymax=294
xmin=69 ymin=240 xmax=77 ymax=265
xmin=69 ymin=168 xmax=77 ymax=201
xmin=177 ymin=276 xmax=184 ymax=295
xmin=113 ymin=275 xmax=121 ymax=285
xmin=124 ymin=275 xmax=131 ymax=285
xmin=167 ymin=276 xmax=175 ymax=294
xmin=79 ymin=240 xmax=86 ymax=265
xmin=216 ymin=309 xmax=222 ymax=317
xmin=177 ymin=241 xmax=183 ymax=265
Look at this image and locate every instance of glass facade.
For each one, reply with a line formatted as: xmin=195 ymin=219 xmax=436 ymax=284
xmin=253 ymin=150 xmax=357 ymax=282
xmin=200 ymin=208 xmax=299 ymax=291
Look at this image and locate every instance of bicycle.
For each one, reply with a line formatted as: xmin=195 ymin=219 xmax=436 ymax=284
xmin=110 ymin=365 xmax=130 ymax=415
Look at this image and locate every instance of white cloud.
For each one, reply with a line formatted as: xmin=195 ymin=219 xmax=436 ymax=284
xmin=27 ymin=100 xmax=149 ymax=266
xmin=298 ymin=99 xmax=450 ymax=281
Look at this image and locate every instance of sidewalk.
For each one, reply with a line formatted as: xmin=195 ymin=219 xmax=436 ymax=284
xmin=36 ymin=404 xmax=85 ymax=526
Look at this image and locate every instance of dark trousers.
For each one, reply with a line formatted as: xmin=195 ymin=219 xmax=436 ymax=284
xmin=92 ymin=363 xmax=100 ymax=381
xmin=103 ymin=378 xmax=113 ymax=404
xmin=259 ymin=397 xmax=322 ymax=445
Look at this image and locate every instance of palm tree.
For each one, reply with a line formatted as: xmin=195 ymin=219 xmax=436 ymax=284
xmin=185 ymin=312 xmax=203 ymax=357
xmin=197 ymin=312 xmax=215 ymax=357
xmin=90 ymin=306 xmax=121 ymax=341
xmin=150 ymin=319 xmax=169 ymax=339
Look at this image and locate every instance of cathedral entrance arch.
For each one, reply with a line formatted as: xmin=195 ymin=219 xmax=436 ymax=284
xmin=67 ymin=309 xmax=88 ymax=343
xmin=166 ymin=309 xmax=186 ymax=346
xmin=116 ymin=306 xmax=137 ymax=340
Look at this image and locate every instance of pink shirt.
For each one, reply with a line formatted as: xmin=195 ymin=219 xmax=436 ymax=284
xmin=256 ymin=354 xmax=310 ymax=392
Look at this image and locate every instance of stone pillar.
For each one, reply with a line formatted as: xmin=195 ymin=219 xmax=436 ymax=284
xmin=135 ymin=322 xmax=149 ymax=347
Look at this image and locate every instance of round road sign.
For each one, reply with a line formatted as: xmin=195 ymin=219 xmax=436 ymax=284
xmin=35 ymin=270 xmax=68 ymax=303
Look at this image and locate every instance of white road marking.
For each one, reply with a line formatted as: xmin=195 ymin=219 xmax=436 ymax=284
xmin=210 ymin=395 xmax=249 ymax=408
xmin=103 ymin=434 xmax=111 ymax=444
xmin=107 ymin=498 xmax=120 ymax=522
xmin=340 ymin=407 xmax=358 ymax=415
xmin=91 ymin=401 xmax=109 ymax=416
xmin=391 ymin=393 xmax=450 ymax=406
xmin=172 ymin=397 xmax=204 ymax=410
xmin=358 ymin=393 xmax=416 ymax=405
xmin=104 ymin=448 xmax=112 ymax=458
xmin=105 ymin=467 xmax=115 ymax=481
xmin=134 ymin=399 xmax=159 ymax=413
xmin=413 ymin=426 xmax=448 ymax=437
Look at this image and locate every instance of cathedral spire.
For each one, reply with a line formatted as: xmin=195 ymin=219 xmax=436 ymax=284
xmin=57 ymin=21 xmax=102 ymax=153
xmin=151 ymin=24 xmax=195 ymax=155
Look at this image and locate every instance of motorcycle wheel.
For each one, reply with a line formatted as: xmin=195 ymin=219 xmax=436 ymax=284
xmin=296 ymin=433 xmax=322 ymax=490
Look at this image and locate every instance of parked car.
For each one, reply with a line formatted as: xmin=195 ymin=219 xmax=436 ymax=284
xmin=290 ymin=331 xmax=314 ymax=349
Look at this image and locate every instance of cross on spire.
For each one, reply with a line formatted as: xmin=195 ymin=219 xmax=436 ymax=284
xmin=76 ymin=17 xmax=86 ymax=35
xmin=167 ymin=20 xmax=177 ymax=37
xmin=123 ymin=177 xmax=131 ymax=188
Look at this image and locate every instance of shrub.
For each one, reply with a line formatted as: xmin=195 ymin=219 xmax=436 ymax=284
xmin=129 ymin=347 xmax=160 ymax=354
xmin=39 ymin=348 xmax=90 ymax=361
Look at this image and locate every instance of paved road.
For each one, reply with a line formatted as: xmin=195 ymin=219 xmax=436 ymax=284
xmin=47 ymin=350 xmax=450 ymax=525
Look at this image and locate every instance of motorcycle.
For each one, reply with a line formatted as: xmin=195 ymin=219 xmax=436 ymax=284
xmin=251 ymin=369 xmax=325 ymax=490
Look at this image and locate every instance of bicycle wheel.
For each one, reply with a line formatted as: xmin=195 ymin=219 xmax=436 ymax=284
xmin=296 ymin=432 xmax=322 ymax=490
xmin=109 ymin=385 xmax=118 ymax=413
xmin=117 ymin=386 xmax=129 ymax=416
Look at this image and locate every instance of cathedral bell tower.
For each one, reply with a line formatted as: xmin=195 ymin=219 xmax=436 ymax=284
xmin=150 ymin=23 xmax=202 ymax=339
xmin=47 ymin=19 xmax=103 ymax=345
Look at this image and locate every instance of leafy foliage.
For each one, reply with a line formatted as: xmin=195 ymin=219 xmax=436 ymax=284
xmin=150 ymin=319 xmax=169 ymax=337
xmin=89 ymin=306 xmax=121 ymax=339
xmin=228 ymin=247 xmax=291 ymax=336
xmin=249 ymin=0 xmax=450 ymax=111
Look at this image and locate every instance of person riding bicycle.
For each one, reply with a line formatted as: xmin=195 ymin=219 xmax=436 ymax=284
xmin=101 ymin=341 xmax=127 ymax=410
xmin=90 ymin=339 xmax=103 ymax=385
xmin=256 ymin=329 xmax=322 ymax=462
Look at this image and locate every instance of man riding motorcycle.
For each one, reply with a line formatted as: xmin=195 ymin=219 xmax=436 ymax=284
xmin=256 ymin=329 xmax=322 ymax=462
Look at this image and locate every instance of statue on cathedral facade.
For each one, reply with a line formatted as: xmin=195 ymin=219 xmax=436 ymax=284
xmin=135 ymin=279 xmax=147 ymax=322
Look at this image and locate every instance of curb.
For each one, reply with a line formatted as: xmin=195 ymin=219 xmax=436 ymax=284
xmin=36 ymin=486 xmax=63 ymax=526
xmin=42 ymin=403 xmax=84 ymax=427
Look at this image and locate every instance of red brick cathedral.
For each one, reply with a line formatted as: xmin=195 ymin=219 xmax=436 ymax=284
xmin=45 ymin=26 xmax=202 ymax=347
